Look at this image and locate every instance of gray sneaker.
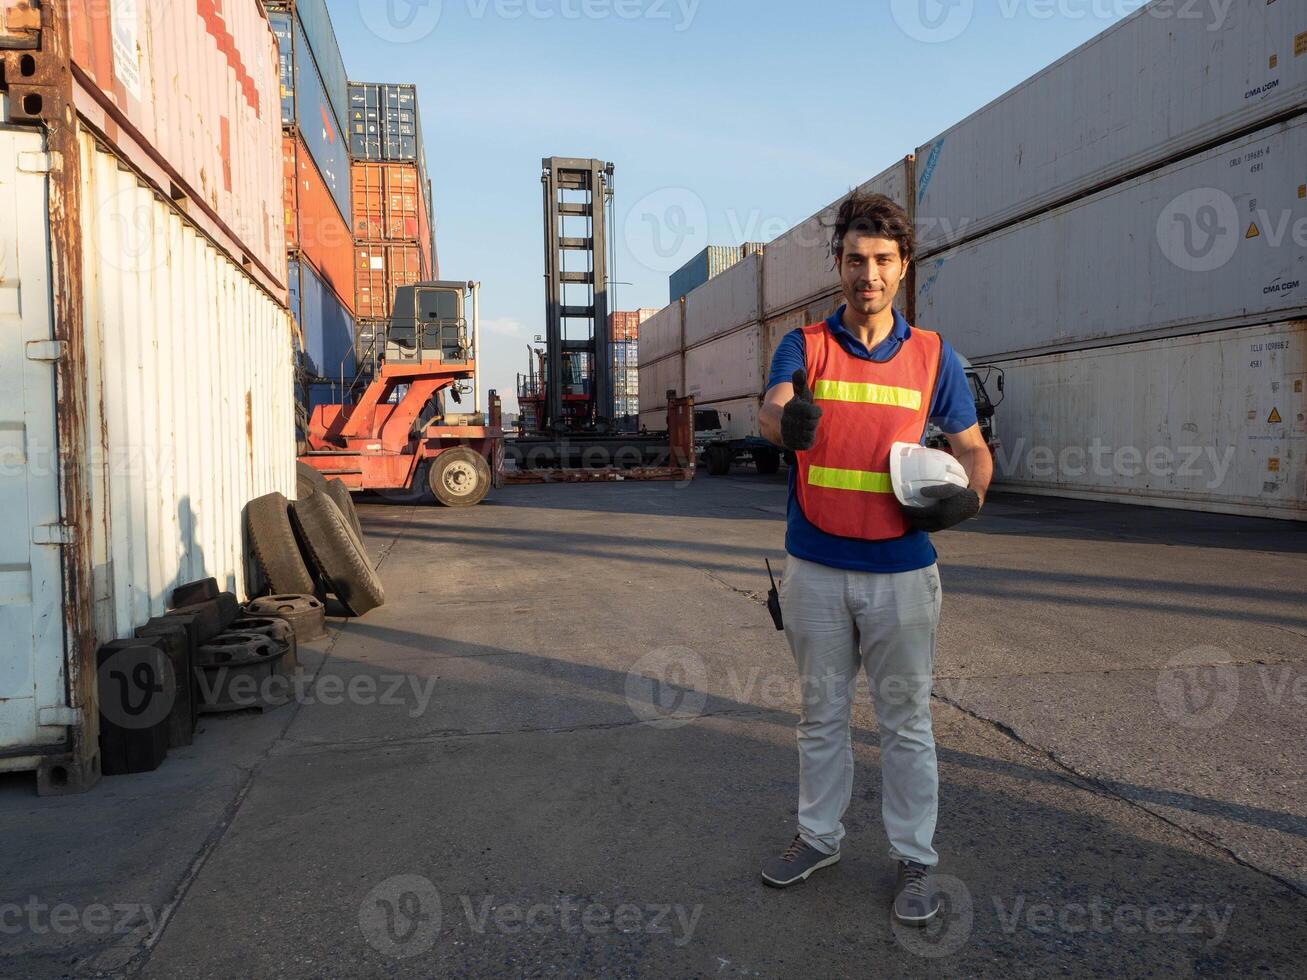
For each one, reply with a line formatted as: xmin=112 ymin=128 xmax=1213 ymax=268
xmin=894 ymin=861 xmax=941 ymax=925
xmin=760 ymin=835 xmax=840 ymax=888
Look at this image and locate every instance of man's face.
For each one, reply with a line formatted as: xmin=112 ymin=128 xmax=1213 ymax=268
xmin=838 ymin=232 xmax=907 ymax=317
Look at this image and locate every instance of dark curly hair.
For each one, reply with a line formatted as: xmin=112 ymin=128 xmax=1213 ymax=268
xmin=832 ymin=192 xmax=914 ymax=264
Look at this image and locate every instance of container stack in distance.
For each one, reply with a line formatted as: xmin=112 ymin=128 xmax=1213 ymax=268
xmin=268 ymin=0 xmax=356 ymax=407
xmin=610 ymin=310 xmax=658 ymax=429
xmin=348 ymin=82 xmax=440 ymax=363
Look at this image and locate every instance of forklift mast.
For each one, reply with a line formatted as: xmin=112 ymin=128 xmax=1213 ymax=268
xmin=541 ymin=157 xmax=614 ymax=434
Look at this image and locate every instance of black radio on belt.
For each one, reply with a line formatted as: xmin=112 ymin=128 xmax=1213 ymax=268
xmin=765 ymin=559 xmax=784 ymax=631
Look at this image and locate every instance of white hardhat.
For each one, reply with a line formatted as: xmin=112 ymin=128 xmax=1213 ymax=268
xmin=889 ymin=442 xmax=969 ymax=508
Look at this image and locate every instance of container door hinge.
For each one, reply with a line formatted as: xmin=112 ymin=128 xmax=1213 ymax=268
xmin=38 ymin=706 xmax=81 ymax=728
xmin=33 ymin=523 xmax=76 ymax=545
xmin=17 ymin=151 xmax=57 ymax=175
xmin=26 ymin=340 xmax=66 ymax=362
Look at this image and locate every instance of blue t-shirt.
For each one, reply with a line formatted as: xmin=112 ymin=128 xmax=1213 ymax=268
xmin=767 ymin=306 xmax=978 ymax=573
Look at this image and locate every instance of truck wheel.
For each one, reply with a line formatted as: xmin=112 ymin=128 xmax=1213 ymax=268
xmin=291 ymin=492 xmax=385 ymax=616
xmin=705 ymin=445 xmax=732 ymax=476
xmin=325 ymin=478 xmax=364 ymax=543
xmin=754 ymin=449 xmax=781 ymax=475
xmin=375 ymin=463 xmax=436 ymax=505
xmin=247 ymin=493 xmax=317 ymax=595
xmin=428 ymin=447 xmax=491 ymax=507
xmin=296 ymin=461 xmax=327 ymax=501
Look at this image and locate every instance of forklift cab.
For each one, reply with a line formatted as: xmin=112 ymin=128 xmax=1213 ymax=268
xmin=386 ymin=282 xmax=472 ymax=365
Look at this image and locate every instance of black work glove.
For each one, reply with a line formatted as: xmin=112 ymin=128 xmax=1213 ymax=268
xmin=904 ymin=483 xmax=981 ymax=533
xmin=780 ymin=369 xmax=823 ymax=451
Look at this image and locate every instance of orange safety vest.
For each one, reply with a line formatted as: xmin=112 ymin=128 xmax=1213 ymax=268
xmin=794 ymin=321 xmax=944 ymax=541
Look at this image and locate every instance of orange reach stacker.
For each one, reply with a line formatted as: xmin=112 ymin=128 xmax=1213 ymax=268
xmin=299 ymin=281 xmax=504 ymax=507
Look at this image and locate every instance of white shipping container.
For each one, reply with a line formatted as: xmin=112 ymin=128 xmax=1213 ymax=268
xmin=639 ymin=409 xmax=667 ymax=434
xmin=763 ymin=158 xmax=911 ymax=317
xmin=986 ymin=320 xmax=1306 ymax=520
xmin=637 ymin=354 xmax=683 ymax=415
xmin=0 ymin=124 xmax=296 ymax=772
xmin=915 ymin=0 xmax=1307 ymax=253
xmin=638 ymin=301 xmax=683 ymax=365
xmin=684 ymin=252 xmax=760 ymax=349
xmin=685 ymin=325 xmax=763 ymax=406
xmin=919 ymin=117 xmax=1307 ymax=363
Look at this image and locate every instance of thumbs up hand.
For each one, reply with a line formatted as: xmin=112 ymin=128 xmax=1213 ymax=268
xmin=781 ymin=369 xmax=823 ymax=452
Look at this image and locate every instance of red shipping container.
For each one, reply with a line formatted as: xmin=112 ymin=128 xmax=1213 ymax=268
xmin=351 ymin=164 xmax=386 ymax=241
xmin=387 ymin=244 xmax=424 ymax=302
xmin=68 ymin=0 xmax=286 ymax=290
xmin=355 ymin=244 xmax=390 ymax=321
xmin=350 ymin=161 xmax=434 ymax=276
xmin=285 ymin=134 xmax=355 ymax=313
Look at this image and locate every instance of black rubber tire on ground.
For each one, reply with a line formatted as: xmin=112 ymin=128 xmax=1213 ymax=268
xmin=427 ymin=447 xmax=491 ymax=507
xmin=246 ymin=492 xmax=317 ymax=596
xmin=291 ymin=492 xmax=385 ymax=616
xmin=296 ymin=460 xmax=328 ymax=501
xmin=705 ymin=445 xmax=733 ymax=476
xmin=754 ymin=449 xmax=781 ymax=475
xmin=324 ymin=478 xmax=364 ymax=544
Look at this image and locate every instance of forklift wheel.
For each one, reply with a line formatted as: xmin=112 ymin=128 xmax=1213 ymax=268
xmin=428 ymin=448 xmax=491 ymax=507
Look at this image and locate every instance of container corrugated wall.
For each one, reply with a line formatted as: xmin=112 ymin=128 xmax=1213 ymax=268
xmin=267 ymin=0 xmax=349 ymax=138
xmin=68 ymin=0 xmax=285 ymax=287
xmin=915 ymin=1 xmax=1307 ymax=254
xmin=670 ymin=245 xmax=757 ymax=304
xmin=985 ymin=320 xmax=1306 ymax=520
xmin=637 ymin=302 xmax=683 ymax=366
xmin=919 ymin=117 xmax=1307 ymax=363
xmin=284 ymin=134 xmax=355 ymax=313
xmin=684 ymin=253 xmax=761 ymax=349
xmin=289 ymin=257 xmax=356 ymax=382
xmin=77 ymin=131 xmax=296 ymax=642
xmin=685 ymin=325 xmax=763 ymax=405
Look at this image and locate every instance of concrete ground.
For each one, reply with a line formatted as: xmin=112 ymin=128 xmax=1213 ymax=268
xmin=2 ymin=474 xmax=1305 ymax=978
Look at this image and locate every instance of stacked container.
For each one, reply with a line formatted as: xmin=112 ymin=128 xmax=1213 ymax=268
xmin=670 ymin=243 xmax=764 ymax=304
xmin=1 ymin=0 xmax=295 ymax=789
xmin=348 ymin=82 xmax=439 ymax=357
xmin=913 ymin=1 xmax=1306 ymax=518
xmin=610 ymin=310 xmax=657 ymax=429
xmin=268 ymin=0 xmax=355 ymax=399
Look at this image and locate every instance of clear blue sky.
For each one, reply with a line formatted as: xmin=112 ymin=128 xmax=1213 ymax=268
xmin=328 ymin=0 xmax=1137 ymax=410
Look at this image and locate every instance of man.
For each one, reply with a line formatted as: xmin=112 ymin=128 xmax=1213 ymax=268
xmin=757 ymin=192 xmax=992 ymax=925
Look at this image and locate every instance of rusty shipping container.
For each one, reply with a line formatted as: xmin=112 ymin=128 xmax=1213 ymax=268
xmin=354 ymin=243 xmax=427 ymax=321
xmin=350 ymin=160 xmax=435 ymax=276
xmin=285 ymin=133 xmax=355 ymax=313
xmin=1 ymin=4 xmax=295 ymax=793
xmin=53 ymin=0 xmax=287 ymax=296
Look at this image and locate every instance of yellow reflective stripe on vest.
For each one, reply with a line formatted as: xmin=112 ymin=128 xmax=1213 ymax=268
xmin=807 ymin=466 xmax=895 ymax=494
xmin=812 ymin=379 xmax=922 ymax=410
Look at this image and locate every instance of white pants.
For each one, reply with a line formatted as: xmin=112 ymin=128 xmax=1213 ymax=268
xmin=780 ymin=555 xmax=942 ymax=866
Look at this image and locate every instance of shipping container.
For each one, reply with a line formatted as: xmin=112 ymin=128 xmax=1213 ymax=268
xmin=670 ymin=244 xmax=763 ymax=304
xmin=684 ymin=253 xmax=761 ymax=349
xmin=984 ymin=320 xmax=1306 ymax=520
xmin=763 ymin=158 xmax=912 ymax=318
xmin=636 ymin=354 xmax=684 ymax=417
xmin=348 ymin=83 xmax=431 ymax=214
xmin=353 ymin=243 xmax=426 ymax=322
xmin=915 ymin=0 xmax=1307 ymax=254
xmin=0 ymin=122 xmax=296 ymax=784
xmin=918 ymin=117 xmax=1307 ymax=363
xmin=267 ymin=0 xmax=349 ymax=138
xmin=64 ymin=0 xmax=286 ymax=293
xmin=350 ymin=161 xmax=436 ymax=276
xmin=289 ymin=256 xmax=356 ymax=383
xmin=685 ymin=324 xmax=764 ymax=406
xmin=284 ymin=134 xmax=355 ymax=313
xmin=271 ymin=12 xmax=351 ymax=225
xmin=638 ymin=302 xmax=684 ymax=365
